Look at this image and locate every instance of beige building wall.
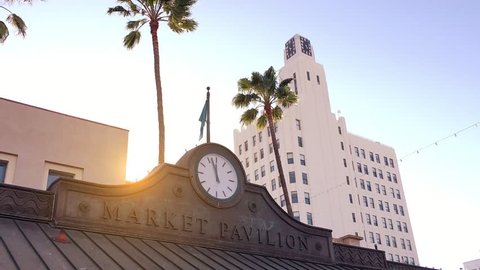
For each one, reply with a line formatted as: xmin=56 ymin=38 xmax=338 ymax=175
xmin=233 ymin=34 xmax=419 ymax=265
xmin=0 ymin=98 xmax=128 ymax=189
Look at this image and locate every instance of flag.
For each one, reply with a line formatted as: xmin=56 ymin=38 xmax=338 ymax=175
xmin=198 ymin=100 xmax=209 ymax=140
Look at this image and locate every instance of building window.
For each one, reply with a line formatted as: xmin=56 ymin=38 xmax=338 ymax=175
xmin=369 ymin=152 xmax=374 ymax=161
xmin=296 ymin=119 xmax=301 ymax=130
xmin=254 ymin=152 xmax=258 ymax=163
xmin=382 ymin=217 xmax=387 ymax=228
xmin=389 ymin=158 xmax=395 ymax=168
xmin=385 ymin=202 xmax=390 ymax=212
xmin=338 ymin=126 xmax=342 ymax=135
xmin=385 ymin=235 xmax=391 ymax=246
xmin=297 ymin=136 xmax=303 ymax=147
xmin=307 ymin=212 xmax=313 ymax=225
xmin=245 ymin=157 xmax=250 ymax=168
xmin=407 ymin=239 xmax=412 ymax=250
xmin=238 ymin=145 xmax=242 ymax=155
xmin=372 ymin=168 xmax=377 ymax=178
xmin=387 ymin=172 xmax=392 ymax=182
xmin=304 ymin=192 xmax=311 ymax=205
xmin=316 ymin=75 xmax=320 ymax=85
xmin=269 ymin=143 xmax=273 ymax=154
xmin=0 ymin=160 xmax=8 ymax=183
xmin=366 ymin=181 xmax=372 ymax=191
xmin=293 ymin=73 xmax=298 ymax=94
xmin=403 ymin=222 xmax=409 ymax=233
xmin=397 ymin=221 xmax=402 ymax=231
xmin=375 ymin=183 xmax=380 ymax=194
xmin=381 ymin=185 xmax=387 ymax=195
xmin=349 ymin=194 xmax=353 ymax=204
xmin=287 ymin=152 xmax=294 ymax=164
xmin=291 ymin=191 xmax=298 ymax=203
xmin=302 ymin=173 xmax=308 ymax=185
xmin=360 ymin=179 xmax=365 ymax=189
xmin=375 ymin=154 xmax=380 ymax=163
xmin=306 ymin=71 xmax=310 ymax=81
xmin=390 ymin=188 xmax=395 ymax=198
xmin=343 ymin=158 xmax=347 ymax=167
xmin=252 ymin=135 xmax=256 ymax=146
xmin=378 ymin=200 xmax=384 ymax=211
xmin=360 ymin=149 xmax=366 ymax=159
xmin=363 ymin=164 xmax=369 ymax=175
xmin=392 ymin=236 xmax=397 ymax=248
xmin=340 ymin=141 xmax=344 ymax=150
xmin=376 ymin=233 xmax=382 ymax=244
xmin=269 ymin=160 xmax=275 ymax=172
xmin=373 ymin=215 xmax=378 ymax=226
xmin=299 ymin=154 xmax=306 ymax=165
xmin=388 ymin=219 xmax=394 ymax=230
xmin=369 ymin=232 xmax=374 ymax=243
xmin=393 ymin=173 xmax=398 ymax=183
xmin=244 ymin=141 xmax=248 ymax=151
xmin=254 ymin=169 xmax=259 ymax=181
xmin=379 ymin=169 xmax=384 ymax=179
xmin=278 ymin=178 xmax=282 ymax=187
xmin=352 ymin=213 xmax=356 ymax=223
xmin=260 ymin=149 xmax=264 ymax=159
xmin=346 ymin=176 xmax=350 ymax=185
xmin=362 ymin=196 xmax=368 ymax=207
xmin=384 ymin=156 xmax=389 ymax=166
xmin=260 ymin=166 xmax=266 ymax=177
xmin=369 ymin=197 xmax=375 ymax=209
xmin=354 ymin=147 xmax=359 ymax=157
xmin=396 ymin=189 xmax=401 ymax=199
xmin=401 ymin=238 xmax=406 ymax=249
xmin=47 ymin=170 xmax=75 ymax=188
xmin=293 ymin=211 xmax=300 ymax=221
xmin=271 ymin=179 xmax=276 ymax=191
xmin=357 ymin=163 xmax=362 ymax=173
xmin=280 ymin=195 xmax=285 ymax=207
xmin=258 ymin=131 xmax=263 ymax=142
xmin=289 ymin=171 xmax=296 ymax=183
xmin=399 ymin=205 xmax=404 ymax=216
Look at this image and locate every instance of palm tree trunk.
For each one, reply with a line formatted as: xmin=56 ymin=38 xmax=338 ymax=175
xmin=150 ymin=20 xmax=165 ymax=164
xmin=266 ymin=107 xmax=293 ymax=217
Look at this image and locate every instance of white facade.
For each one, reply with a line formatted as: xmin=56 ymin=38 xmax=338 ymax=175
xmin=464 ymin=259 xmax=480 ymax=270
xmin=0 ymin=98 xmax=128 ymax=189
xmin=233 ymin=34 xmax=419 ymax=265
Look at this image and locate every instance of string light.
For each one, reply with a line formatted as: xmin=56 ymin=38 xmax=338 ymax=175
xmin=399 ymin=121 xmax=480 ymax=162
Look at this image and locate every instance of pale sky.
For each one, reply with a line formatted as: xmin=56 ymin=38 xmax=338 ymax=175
xmin=1 ymin=1 xmax=479 ymax=269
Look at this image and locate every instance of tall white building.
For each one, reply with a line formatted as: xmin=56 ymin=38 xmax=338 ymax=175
xmin=233 ymin=34 xmax=419 ymax=265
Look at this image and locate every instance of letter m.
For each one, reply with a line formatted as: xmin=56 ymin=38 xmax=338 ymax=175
xmin=103 ymin=202 xmax=121 ymax=221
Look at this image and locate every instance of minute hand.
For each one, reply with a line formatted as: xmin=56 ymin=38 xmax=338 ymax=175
xmin=212 ymin=160 xmax=220 ymax=183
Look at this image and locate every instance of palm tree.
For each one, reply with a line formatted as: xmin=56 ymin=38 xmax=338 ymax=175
xmin=0 ymin=1 xmax=27 ymax=43
xmin=232 ymin=66 xmax=298 ymax=217
xmin=108 ymin=0 xmax=198 ymax=164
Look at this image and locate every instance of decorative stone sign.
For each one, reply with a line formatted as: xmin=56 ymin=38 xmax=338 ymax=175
xmin=51 ymin=143 xmax=335 ymax=264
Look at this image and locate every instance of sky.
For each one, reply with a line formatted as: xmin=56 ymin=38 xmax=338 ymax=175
xmin=1 ymin=0 xmax=479 ymax=268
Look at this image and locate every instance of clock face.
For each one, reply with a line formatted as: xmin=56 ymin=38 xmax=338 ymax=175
xmin=285 ymin=37 xmax=296 ymax=59
xmin=197 ymin=153 xmax=239 ymax=200
xmin=300 ymin=36 xmax=312 ymax=56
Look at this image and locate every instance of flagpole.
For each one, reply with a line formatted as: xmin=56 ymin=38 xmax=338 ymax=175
xmin=206 ymin=86 xmax=211 ymax=143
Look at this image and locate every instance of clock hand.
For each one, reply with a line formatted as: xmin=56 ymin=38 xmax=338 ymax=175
xmin=210 ymin=158 xmax=220 ymax=183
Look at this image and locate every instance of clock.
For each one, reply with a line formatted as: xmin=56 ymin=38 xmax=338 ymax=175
xmin=285 ymin=37 xmax=296 ymax=59
xmin=197 ymin=153 xmax=238 ymax=199
xmin=177 ymin=143 xmax=245 ymax=208
xmin=300 ymin=36 xmax=312 ymax=56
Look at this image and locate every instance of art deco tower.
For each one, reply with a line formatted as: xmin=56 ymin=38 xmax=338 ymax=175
xmin=234 ymin=34 xmax=419 ymax=264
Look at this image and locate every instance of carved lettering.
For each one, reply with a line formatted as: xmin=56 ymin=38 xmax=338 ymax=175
xmin=220 ymin=222 xmax=229 ymax=238
xmin=127 ymin=208 xmax=141 ymax=224
xmin=278 ymin=232 xmax=283 ymax=247
xmin=183 ymin=215 xmax=193 ymax=232
xmin=102 ymin=202 xmax=121 ymax=221
xmin=164 ymin=212 xmax=178 ymax=230
xmin=146 ymin=208 xmax=159 ymax=227
xmin=298 ymin=236 xmax=308 ymax=250
xmin=266 ymin=230 xmax=276 ymax=246
xmin=231 ymin=225 xmax=242 ymax=240
xmin=257 ymin=228 xmax=263 ymax=244
xmin=285 ymin=234 xmax=296 ymax=249
xmin=196 ymin=218 xmax=208 ymax=234
xmin=243 ymin=226 xmax=253 ymax=241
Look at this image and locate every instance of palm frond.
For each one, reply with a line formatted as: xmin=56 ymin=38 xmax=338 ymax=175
xmin=278 ymin=77 xmax=293 ymax=88
xmin=271 ymin=106 xmax=283 ymax=121
xmin=232 ymin=93 xmax=259 ymax=108
xmin=6 ymin=13 xmax=26 ymax=37
xmin=126 ymin=19 xmax=147 ymax=30
xmin=0 ymin=21 xmax=9 ymax=43
xmin=278 ymin=90 xmax=298 ymax=108
xmin=123 ymin=30 xmax=141 ymax=49
xmin=240 ymin=108 xmax=258 ymax=126
xmin=256 ymin=114 xmax=268 ymax=129
xmin=237 ymin=78 xmax=252 ymax=92
xmin=107 ymin=6 xmax=131 ymax=16
xmin=164 ymin=0 xmax=198 ymax=33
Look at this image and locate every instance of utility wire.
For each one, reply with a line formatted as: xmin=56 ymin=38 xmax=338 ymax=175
xmin=399 ymin=121 xmax=479 ymax=162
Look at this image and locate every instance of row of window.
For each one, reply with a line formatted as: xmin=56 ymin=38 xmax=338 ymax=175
xmin=364 ymin=213 xmax=409 ymax=233
xmin=387 ymin=254 xmax=415 ymax=265
xmin=287 ymin=152 xmax=306 ymax=165
xmin=293 ymin=211 xmax=313 ymax=225
xmin=353 ymin=146 xmax=396 ymax=168
xmin=356 ymin=163 xmax=398 ymax=183
xmin=292 ymin=72 xmax=321 ymax=95
xmin=279 ymin=191 xmax=311 ymax=206
xmin=368 ymin=231 xmax=412 ymax=250
xmin=359 ymin=179 xmax=402 ymax=200
xmin=358 ymin=195 xmax=405 ymax=216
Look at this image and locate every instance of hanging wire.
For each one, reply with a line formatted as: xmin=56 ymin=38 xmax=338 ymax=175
xmin=399 ymin=121 xmax=479 ymax=162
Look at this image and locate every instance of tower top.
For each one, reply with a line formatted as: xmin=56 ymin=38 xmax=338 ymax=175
xmin=284 ymin=34 xmax=315 ymax=62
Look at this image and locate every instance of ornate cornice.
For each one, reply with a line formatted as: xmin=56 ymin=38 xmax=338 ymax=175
xmin=0 ymin=184 xmax=53 ymax=221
